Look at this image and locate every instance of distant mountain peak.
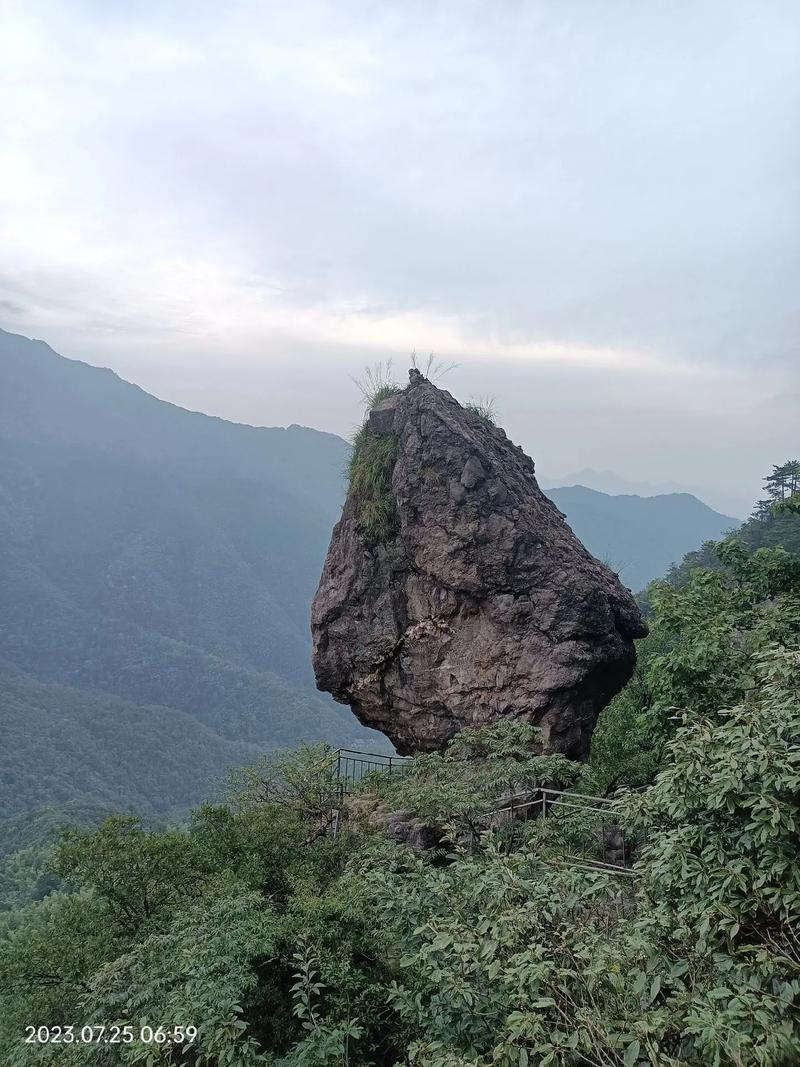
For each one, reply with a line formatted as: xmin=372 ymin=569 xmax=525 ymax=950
xmin=539 ymin=465 xmax=746 ymax=519
xmin=545 ymin=484 xmax=739 ymax=590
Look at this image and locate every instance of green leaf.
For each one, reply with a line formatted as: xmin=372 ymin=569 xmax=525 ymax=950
xmin=624 ymin=1039 xmax=641 ymax=1067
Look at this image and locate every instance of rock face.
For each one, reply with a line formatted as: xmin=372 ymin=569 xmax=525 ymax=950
xmin=311 ymin=371 xmax=647 ymax=758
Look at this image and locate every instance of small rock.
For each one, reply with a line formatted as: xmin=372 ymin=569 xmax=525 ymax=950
xmin=366 ymin=394 xmax=401 ymax=435
xmin=460 ymin=455 xmax=486 ymax=489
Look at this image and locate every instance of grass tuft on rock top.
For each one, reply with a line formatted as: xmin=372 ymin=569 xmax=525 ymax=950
xmin=353 ymin=360 xmax=402 ymax=410
xmin=348 ymin=358 xmax=496 ymax=543
xmin=464 ymin=394 xmax=497 ymax=425
xmin=348 ymin=425 xmax=399 ymax=544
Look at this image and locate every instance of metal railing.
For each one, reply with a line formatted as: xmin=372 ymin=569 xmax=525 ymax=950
xmin=333 ymin=748 xmax=411 ymax=795
xmin=479 ymin=787 xmax=635 ymax=876
xmin=328 ymin=751 xmax=635 ymax=875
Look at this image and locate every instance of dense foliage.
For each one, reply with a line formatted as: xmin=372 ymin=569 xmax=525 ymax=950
xmin=588 ymin=464 xmax=800 ymax=796
xmin=2 ymin=499 xmax=799 ymax=1063
xmin=348 ymin=426 xmax=399 ymax=543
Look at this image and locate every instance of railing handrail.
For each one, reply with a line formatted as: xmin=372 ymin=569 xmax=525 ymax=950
xmin=539 ymin=786 xmax=614 ymax=805
xmin=335 ymin=748 xmax=412 ymax=762
xmin=328 ymin=751 xmax=634 ymax=874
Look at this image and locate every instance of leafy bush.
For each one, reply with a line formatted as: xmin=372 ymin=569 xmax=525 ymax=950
xmin=346 ymin=360 xmax=405 ymax=544
xmin=359 ymin=645 xmax=800 ymax=1066
xmin=585 ymin=538 xmax=800 ymax=796
xmin=3 ymin=644 xmax=800 ymax=1063
xmin=379 ymin=721 xmax=578 ymax=842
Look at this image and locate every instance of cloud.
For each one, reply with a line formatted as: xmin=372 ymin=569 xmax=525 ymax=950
xmin=0 ymin=0 xmax=797 ymax=508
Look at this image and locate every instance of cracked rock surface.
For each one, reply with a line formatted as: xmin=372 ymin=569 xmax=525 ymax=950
xmin=311 ymin=371 xmax=647 ymax=758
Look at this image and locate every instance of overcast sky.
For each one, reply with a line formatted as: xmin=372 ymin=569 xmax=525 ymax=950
xmin=1 ymin=0 xmax=798 ymax=515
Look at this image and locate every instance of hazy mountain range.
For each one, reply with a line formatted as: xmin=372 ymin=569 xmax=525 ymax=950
xmin=540 ymin=469 xmax=746 ymax=521
xmin=545 ymin=486 xmax=736 ymax=592
xmin=0 ymin=327 xmax=738 ymax=836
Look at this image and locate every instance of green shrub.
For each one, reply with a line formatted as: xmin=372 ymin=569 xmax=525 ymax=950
xmin=359 ymin=643 xmax=800 ymax=1066
xmin=379 ymin=721 xmax=578 ymax=840
xmin=585 ymin=538 xmax=800 ymax=796
xmin=3 ymin=649 xmax=799 ymax=1064
xmin=348 ymin=425 xmax=399 ymax=544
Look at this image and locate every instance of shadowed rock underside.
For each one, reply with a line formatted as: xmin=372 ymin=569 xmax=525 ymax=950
xmin=311 ymin=371 xmax=647 ymax=758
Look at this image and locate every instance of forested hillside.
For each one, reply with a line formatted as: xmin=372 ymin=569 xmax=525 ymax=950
xmin=0 ymin=329 xmax=385 ymax=841
xmin=0 ymin=327 xmax=350 ymax=691
xmin=0 ymin=664 xmax=258 ymax=819
xmin=0 ymin=470 xmax=797 ymax=1065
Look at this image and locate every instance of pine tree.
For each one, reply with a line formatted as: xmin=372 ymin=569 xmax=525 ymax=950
xmin=763 ymin=460 xmax=800 ymax=502
xmin=750 ymin=498 xmax=773 ymax=523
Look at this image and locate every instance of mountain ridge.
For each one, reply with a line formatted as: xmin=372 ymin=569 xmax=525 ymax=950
xmin=540 ymin=466 xmax=747 ymax=520
xmin=0 ymin=327 xmax=385 ymax=840
xmin=545 ymin=483 xmax=737 ymax=592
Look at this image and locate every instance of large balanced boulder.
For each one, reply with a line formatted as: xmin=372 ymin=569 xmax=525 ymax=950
xmin=311 ymin=370 xmax=647 ymax=758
